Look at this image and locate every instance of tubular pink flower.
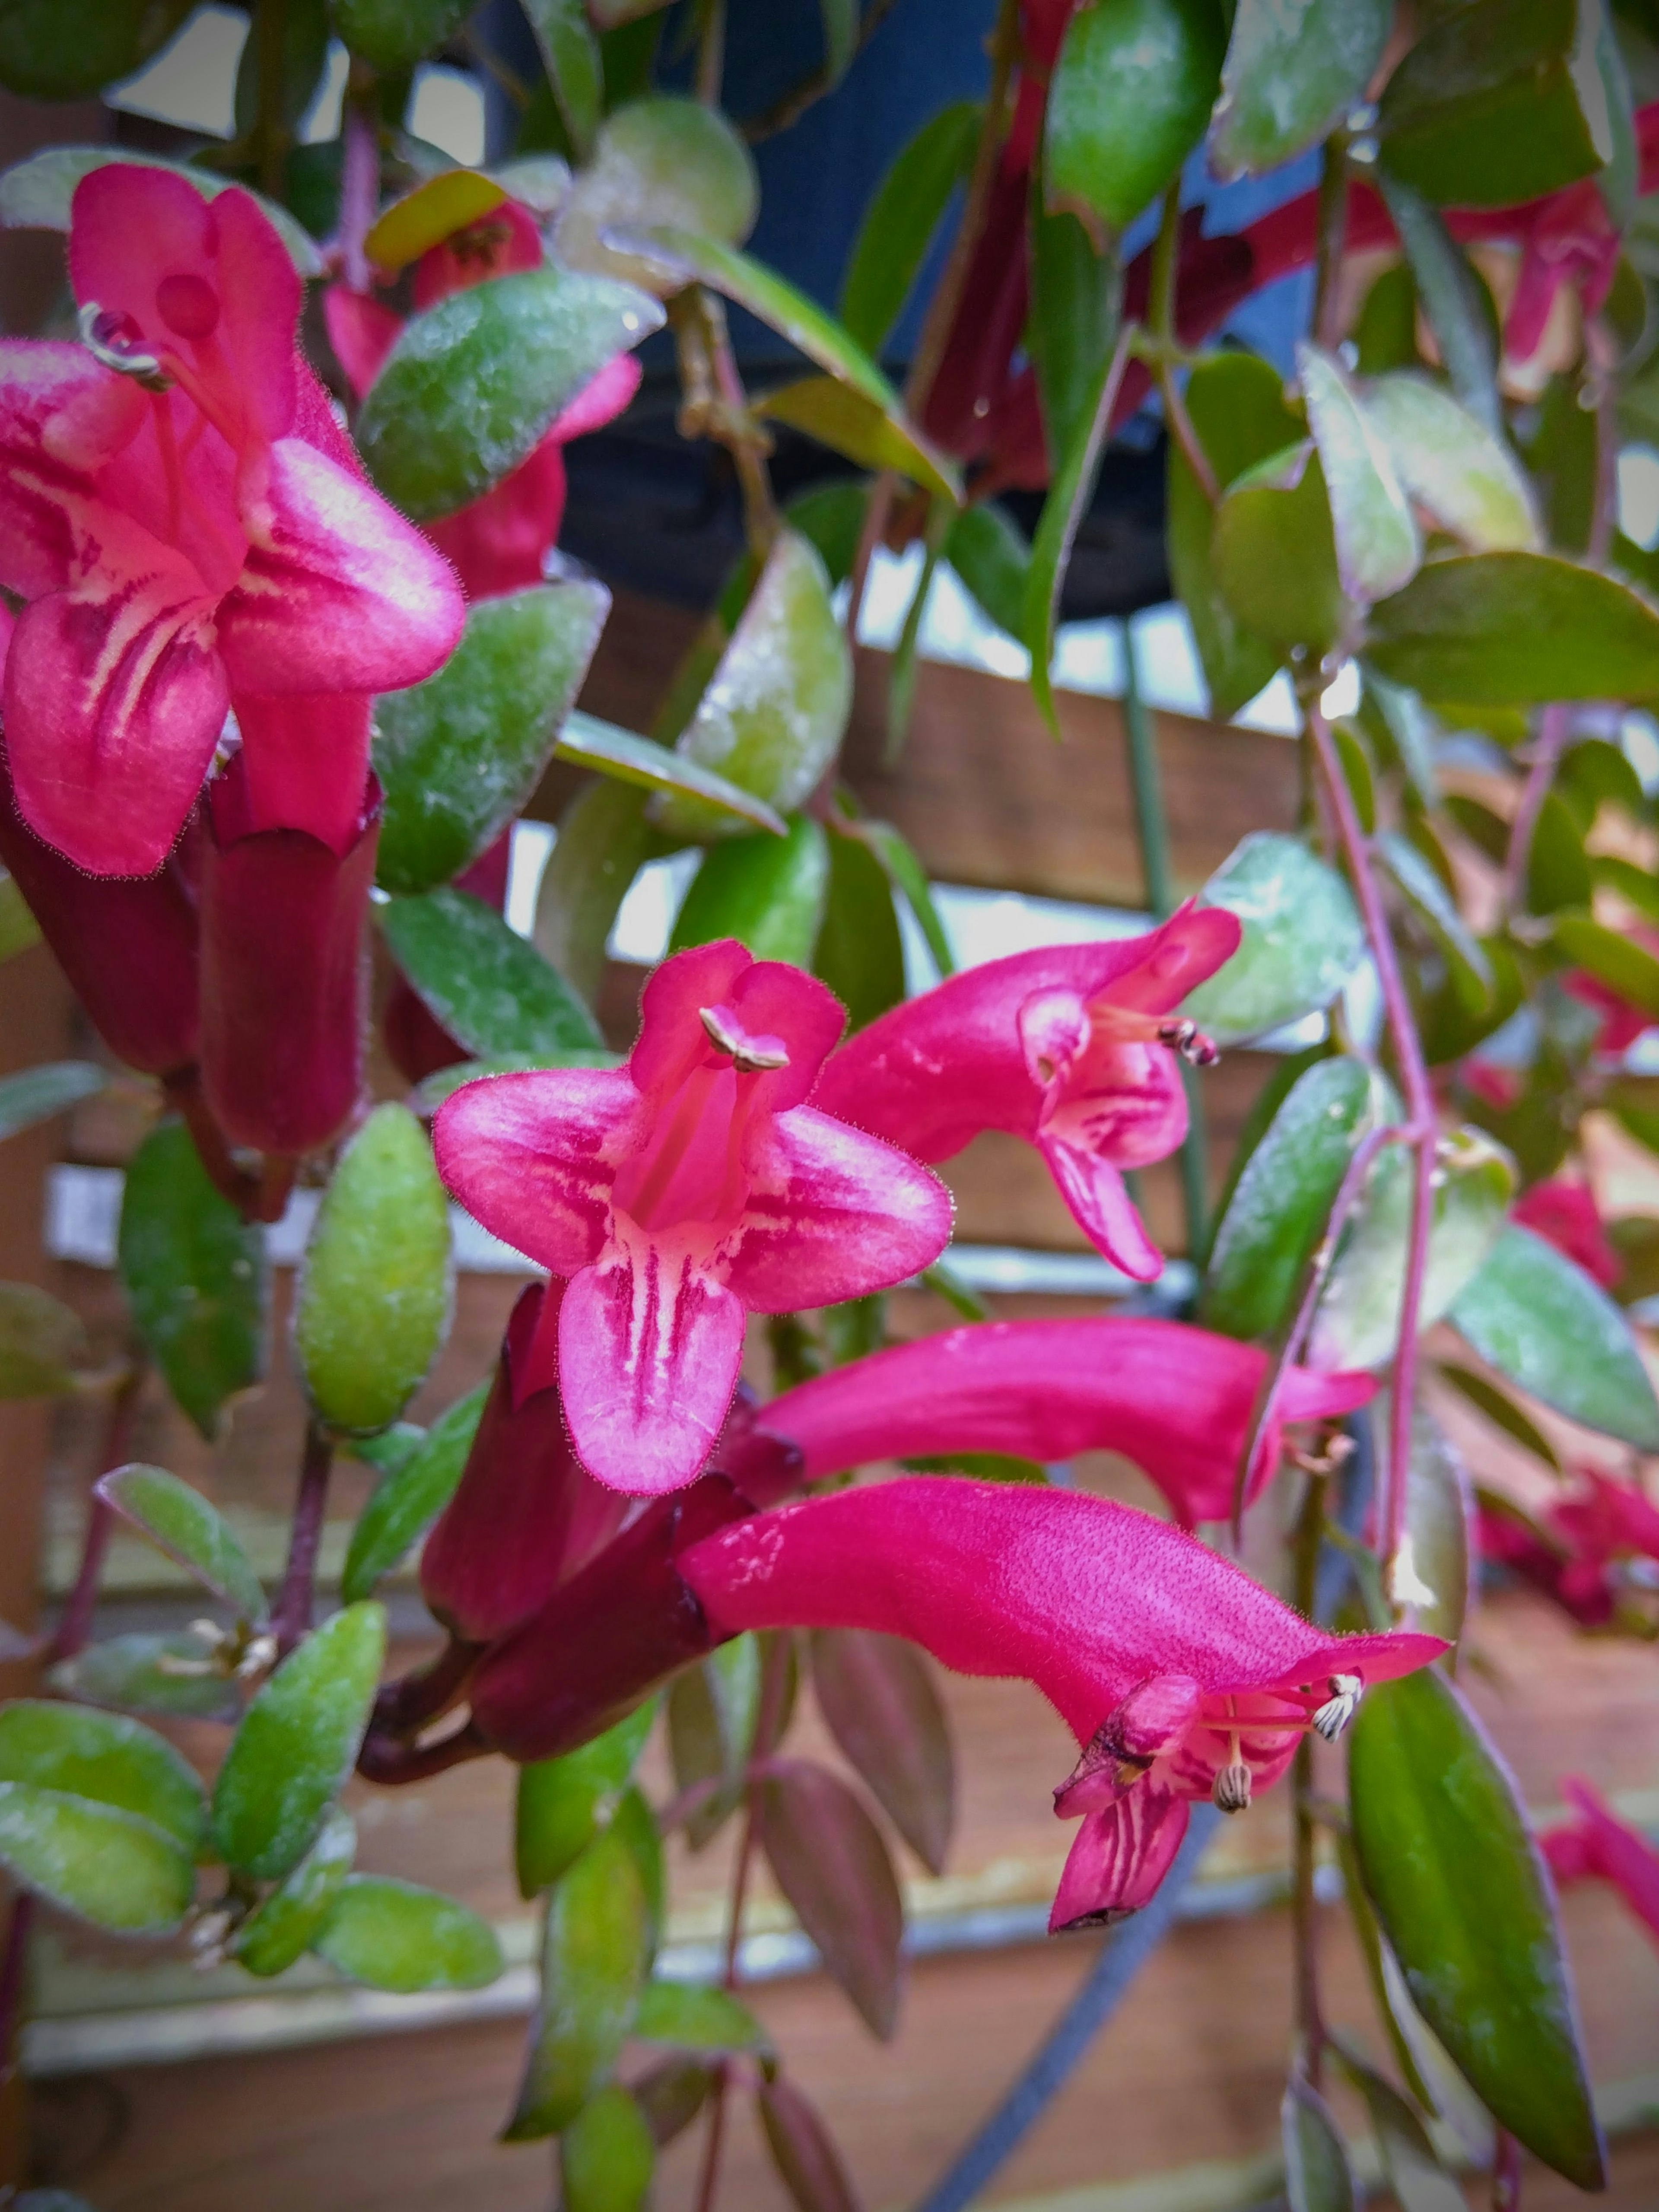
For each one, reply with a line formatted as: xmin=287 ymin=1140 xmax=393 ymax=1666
xmin=1479 ymin=1468 xmax=1659 ymax=1630
xmin=810 ymin=907 xmax=1240 ymax=1281
xmin=1511 ymin=1179 xmax=1621 ymax=1292
xmin=433 ymin=941 xmax=953 ymax=1496
xmin=1542 ymin=1777 xmax=1659 ymax=1949
xmin=746 ymin=1316 xmax=1373 ymax=1526
xmin=681 ymin=1478 xmax=1443 ymax=1925
xmin=0 ymin=168 xmax=462 ymax=876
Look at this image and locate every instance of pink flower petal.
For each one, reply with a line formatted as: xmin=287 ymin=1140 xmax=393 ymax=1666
xmin=423 ymin=435 xmax=568 ymax=601
xmin=547 ymin=351 xmax=642 ymax=444
xmin=1049 ymin=1786 xmax=1190 ymax=1930
xmin=1553 ymin=1776 xmax=1659 ymax=1946
xmin=1036 ymin=1131 xmax=1163 ymax=1280
xmin=434 ymin=1066 xmax=641 ymax=1277
xmin=412 ymin=200 xmax=543 ymax=310
xmin=0 ymin=342 xmax=147 ymax=601
xmin=559 ymin=1225 xmax=749 ymax=1494
xmin=218 ymin=436 xmax=463 ymax=696
xmin=323 ymin=283 xmax=404 ymax=401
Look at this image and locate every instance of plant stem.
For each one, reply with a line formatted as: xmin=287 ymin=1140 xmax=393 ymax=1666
xmin=1312 ymin=133 xmax=1350 ymax=353
xmin=695 ymin=0 xmax=727 ymax=108
xmin=273 ymin=1421 xmax=334 ymax=1657
xmin=1306 ymin=704 xmax=1436 ymax=1577
xmin=337 ymin=82 xmax=379 ymax=293
xmin=255 ymin=0 xmax=289 ymax=200
xmin=742 ymin=0 xmax=906 ymax=141
xmin=671 ymin=289 xmax=777 ymax=559
xmin=1290 ymin=1467 xmax=1328 ymax=2086
xmin=1502 ymin=702 xmax=1569 ymax=917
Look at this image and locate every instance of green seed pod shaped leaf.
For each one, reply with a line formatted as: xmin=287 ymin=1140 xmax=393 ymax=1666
xmin=231 ymin=1805 xmax=356 ymax=1978
xmin=1043 ymin=0 xmax=1225 ymax=242
xmin=0 ymin=1782 xmax=194 ymax=1934
xmin=0 ymin=1700 xmax=205 ymax=1856
xmin=312 ymin=1875 xmax=504 ymax=1992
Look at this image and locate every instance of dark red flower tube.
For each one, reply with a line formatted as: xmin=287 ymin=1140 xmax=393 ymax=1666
xmin=198 ymin=748 xmax=379 ymax=1157
xmin=0 ymin=739 xmax=198 ymax=1078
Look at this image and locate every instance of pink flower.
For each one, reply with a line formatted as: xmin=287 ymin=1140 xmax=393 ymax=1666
xmin=810 ymin=907 xmax=1240 ymax=1281
xmin=434 ymin=941 xmax=953 ymax=1495
xmin=1511 ymin=1180 xmax=1622 ymax=1292
xmin=0 ymin=167 xmax=463 ymax=877
xmin=1563 ymin=926 xmax=1659 ymax=1056
xmin=324 ymin=201 xmax=642 ymax=604
xmin=747 ymin=1316 xmax=1374 ymax=1526
xmin=1480 ymin=1468 xmax=1659 ymax=1629
xmin=1542 ymin=1776 xmax=1659 ymax=1949
xmin=681 ymin=1479 xmax=1443 ymax=1925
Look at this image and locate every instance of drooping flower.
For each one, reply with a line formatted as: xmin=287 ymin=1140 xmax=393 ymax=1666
xmin=0 ymin=165 xmax=463 ymax=878
xmin=745 ymin=1316 xmax=1374 ymax=1526
xmin=1541 ymin=1775 xmax=1659 ymax=1949
xmin=324 ymin=200 xmax=642 ymax=604
xmin=680 ymin=1479 xmax=1443 ymax=1925
xmin=434 ymin=940 xmax=953 ymax=1494
xmin=1480 ymin=1467 xmax=1659 ymax=1630
xmin=1511 ymin=1179 xmax=1622 ymax=1292
xmin=811 ymin=907 xmax=1239 ymax=1281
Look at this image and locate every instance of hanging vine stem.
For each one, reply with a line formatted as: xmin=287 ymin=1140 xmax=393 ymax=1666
xmin=272 ymin=1421 xmax=335 ymax=1658
xmin=336 ymin=78 xmax=380 ymax=294
xmin=1147 ymin=185 xmax=1217 ymax=506
xmin=695 ymin=0 xmax=727 ymax=110
xmin=255 ymin=0 xmax=290 ymax=202
xmin=1502 ymin=700 xmax=1570 ymax=918
xmin=670 ymin=288 xmax=778 ymax=559
xmin=1305 ymin=701 xmax=1437 ymax=1577
xmin=1311 ymin=132 xmax=1351 ymax=354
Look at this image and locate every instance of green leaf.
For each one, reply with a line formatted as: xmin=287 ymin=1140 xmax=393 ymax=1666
xmin=653 ymin=530 xmax=852 ymax=842
xmin=233 ymin=0 xmax=328 ymax=141
xmin=1330 ymin=719 xmax=1377 ymax=833
xmin=97 ymin=1464 xmax=268 ymax=1627
xmin=1166 ymin=352 xmax=1301 ymax=718
xmin=1211 ymin=442 xmax=1348 ymax=654
xmin=753 ymin=377 xmax=958 ymax=503
xmin=634 ymin=1980 xmax=770 ymax=2052
xmin=840 ymin=101 xmax=981 ymax=356
xmin=785 ymin=482 xmax=869 ymax=591
xmin=1361 ymin=375 xmax=1538 ymax=553
xmin=1367 ymin=553 xmax=1659 ymax=703
xmin=231 ymin=1805 xmax=356 ymax=1979
xmin=1437 ymin=1360 xmax=1561 ymax=1471
xmin=1526 ymin=791 xmax=1593 ymax=915
xmin=849 ymin=820 xmax=954 ymax=978
xmin=375 ymin=583 xmax=610 ymax=897
xmin=562 ymin=2085 xmax=655 ymax=2212
xmin=0 ymin=1284 xmax=88 ymax=1398
xmin=556 ymin=710 xmax=788 ymax=834
xmin=314 ymin=1875 xmax=504 ymax=1992
xmin=1328 ymin=2040 xmax=1464 ymax=2212
xmin=610 ymin=1784 xmax=665 ymax=1960
xmin=944 ymin=502 xmax=1030 ymax=642
xmin=1349 ymin=1666 xmax=1606 ymax=2190
xmin=0 ymin=1700 xmax=204 ymax=1854
xmin=532 ymin=779 xmax=652 ymax=1011
xmin=517 ymin=1700 xmax=658 ymax=1899
xmin=669 ymin=815 xmax=830 ymax=969
xmin=1396 ymin=1406 xmax=1473 ymax=1647
xmin=1359 ymin=670 xmax=1439 ymax=808
xmin=505 ymin=1824 xmax=652 ymax=2138
xmin=1281 ymin=2074 xmax=1357 ymax=2212
xmin=0 ymin=3 xmax=189 ymax=100
xmin=1377 ymin=0 xmax=1616 ymax=208
xmin=1299 ymin=345 xmax=1420 ymax=604
xmin=295 ymin=1105 xmax=451 ymax=1437
xmin=524 ymin=0 xmax=603 ymax=161
xmin=813 ymin=825 xmax=905 ymax=1033
xmin=342 ymin=1382 xmax=488 ymax=1604
xmin=1376 ymin=830 xmax=1494 ymax=1013
xmin=1560 ymin=735 xmax=1646 ymax=820
xmin=49 ymin=1633 xmax=240 ymax=1724
xmin=1373 ymin=173 xmax=1503 ymax=439
xmin=0 ymin=149 xmax=322 ymax=276
xmin=1449 ymin=1223 xmax=1659 ymax=1448
xmin=0 ymin=1782 xmax=194 ymax=1934
xmin=357 ymin=267 xmax=662 ymax=522
xmin=1354 ymin=261 xmax=1422 ymax=378
xmin=1043 ymin=0 xmax=1224 ymax=239
xmin=1309 ymin=1127 xmax=1514 ymax=1371
xmin=0 ymin=872 xmax=41 ymax=963
xmin=1552 ymin=910 xmax=1659 ymax=1015
xmin=818 ymin=0 xmax=857 ymax=81
xmin=331 ymin=0 xmax=472 ymax=70
xmin=556 ymin=98 xmax=758 ymax=292
xmin=1212 ymin=0 xmax=1391 ymax=176
xmin=1180 ymin=833 xmax=1364 ymax=1044
xmin=1027 ymin=200 xmax=1119 ymax=477
xmin=381 ymin=888 xmax=605 ymax=1061
xmin=0 ymin=1062 xmax=103 ymax=1144
xmin=211 ymin=1603 xmax=387 ymax=1882
xmin=668 ymin=1636 xmax=762 ymax=1853
xmin=118 ymin=1119 xmax=266 ymax=1441
xmin=1201 ymin=1057 xmax=1378 ymax=1340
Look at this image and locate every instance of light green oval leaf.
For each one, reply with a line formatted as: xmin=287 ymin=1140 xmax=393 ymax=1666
xmin=118 ymin=1118 xmax=266 ymax=1442
xmin=670 ymin=816 xmax=830 ymax=969
xmin=557 ymin=97 xmax=758 ymax=293
xmin=314 ymin=1874 xmax=504 ymax=1992
xmin=381 ymin=888 xmax=605 ymax=1062
xmin=561 ymin=2084 xmax=655 ymax=2212
xmin=634 ymin=1979 xmax=769 ymax=2053
xmin=1181 ymin=833 xmax=1364 ymax=1044
xmin=1361 ymin=375 xmax=1539 ymax=553
xmin=1349 ymin=1667 xmax=1605 ymax=2190
xmin=0 ymin=1062 xmax=104 ymax=1144
xmin=1552 ymin=911 xmax=1659 ymax=1017
xmin=97 ymin=1464 xmax=268 ymax=1627
xmin=232 ymin=1805 xmax=356 ymax=1979
xmin=357 ymin=266 xmax=663 ymax=521
xmin=753 ymin=376 xmax=958 ymax=503
xmin=0 ymin=146 xmax=322 ymax=277
xmin=0 ymin=1781 xmax=194 ymax=1934
xmin=375 ymin=582 xmax=611 ymax=896
xmin=211 ymin=1602 xmax=387 ymax=1882
xmin=0 ymin=1700 xmax=204 ymax=1855
xmin=1044 ymin=0 xmax=1224 ymax=241
xmin=556 ymin=711 xmax=786 ymax=834
xmin=331 ymin=0 xmax=474 ymax=72
xmin=1449 ymin=1223 xmax=1659 ymax=1448
xmin=840 ymin=101 xmax=981 ymax=357
xmin=522 ymin=0 xmax=603 ymax=161
xmin=1367 ymin=553 xmax=1659 ymax=703
xmin=517 ymin=1699 xmax=658 ymax=1900
xmin=295 ymin=1105 xmax=452 ymax=1437
xmin=1211 ymin=441 xmax=1348 ymax=653
xmin=0 ymin=1283 xmax=88 ymax=1399
xmin=1213 ymin=0 xmax=1391 ymax=177
xmin=1299 ymin=345 xmax=1420 ymax=604
xmin=342 ymin=1382 xmax=489 ymax=1604
xmin=49 ymin=1633 xmax=241 ymax=1724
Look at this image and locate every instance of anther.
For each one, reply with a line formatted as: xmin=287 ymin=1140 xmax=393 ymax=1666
xmin=699 ymin=1005 xmax=790 ymax=1073
xmin=1156 ymin=1018 xmax=1220 ymax=1068
xmin=1311 ymin=1674 xmax=1363 ymax=1743
xmin=77 ymin=301 xmax=173 ymax=393
xmin=1212 ymin=1760 xmax=1252 ymax=1814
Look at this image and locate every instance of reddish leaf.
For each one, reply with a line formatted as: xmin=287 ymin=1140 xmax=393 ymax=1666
xmin=756 ymin=1758 xmax=903 ymax=2039
xmin=630 ymin=2055 xmax=714 ymax=2148
xmin=757 ymin=2072 xmax=863 ymax=2212
xmin=810 ymin=1630 xmax=954 ymax=1877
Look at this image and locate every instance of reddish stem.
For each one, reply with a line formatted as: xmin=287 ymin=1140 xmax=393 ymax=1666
xmin=1502 ymin=703 xmax=1570 ymax=917
xmin=272 ymin=1421 xmax=333 ymax=1658
xmin=356 ymin=1715 xmax=489 ymax=1784
xmin=337 ymin=89 xmax=378 ymax=293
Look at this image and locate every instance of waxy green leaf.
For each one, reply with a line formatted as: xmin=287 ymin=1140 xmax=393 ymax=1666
xmin=754 ymin=376 xmax=958 ymax=503
xmin=315 ymin=1875 xmax=504 ymax=1992
xmin=375 ymin=583 xmax=610 ymax=896
xmin=1281 ymin=2074 xmax=1357 ymax=2212
xmin=1367 ymin=553 xmax=1659 ymax=703
xmin=1028 ymin=203 xmax=1119 ymax=478
xmin=118 ymin=1119 xmax=265 ymax=1441
xmin=517 ymin=1700 xmax=658 ymax=1899
xmin=0 ymin=1700 xmax=204 ymax=1855
xmin=1349 ymin=1667 xmax=1605 ymax=2190
xmin=50 ymin=1633 xmax=240 ymax=1724
xmin=1449 ymin=1223 xmax=1659 ymax=1448
xmin=295 ymin=1105 xmax=451 ymax=1437
xmin=945 ymin=502 xmax=1030 ymax=643
xmin=0 ymin=1283 xmax=88 ymax=1399
xmin=1212 ymin=0 xmax=1390 ymax=177
xmin=381 ymin=888 xmax=605 ymax=1061
xmin=0 ymin=149 xmax=321 ymax=278
xmin=840 ymin=102 xmax=981 ymax=356
xmin=670 ymin=815 xmax=830 ymax=969
xmin=1201 ymin=1057 xmax=1378 ymax=1341
xmin=0 ymin=1062 xmax=103 ymax=1144
xmin=0 ymin=1782 xmax=194 ymax=1934
xmin=851 ymin=820 xmax=954 ymax=978
xmin=341 ymin=1383 xmax=488 ymax=1604
xmin=557 ymin=98 xmax=758 ymax=292
xmin=556 ymin=711 xmax=788 ymax=834
xmin=357 ymin=267 xmax=662 ymax=522
xmin=1211 ymin=442 xmax=1347 ymax=653
xmin=668 ymin=1636 xmax=762 ymax=1853
xmin=1361 ymin=376 xmax=1538 ymax=553
xmin=1299 ymin=345 xmax=1420 ymax=604
xmin=562 ymin=2085 xmax=655 ymax=2212
xmin=232 ymin=1805 xmax=356 ymax=1979
xmin=0 ymin=0 xmax=191 ymax=98
xmin=757 ymin=1758 xmax=904 ymax=2040
xmin=813 ymin=826 xmax=906 ymax=1034
xmin=98 ymin=1465 xmax=268 ymax=1627
xmin=1374 ymin=173 xmax=1503 ymax=440
xmin=633 ymin=1980 xmax=770 ymax=2053
xmin=1181 ymin=833 xmax=1364 ymax=1044
xmin=212 ymin=1603 xmax=387 ymax=1882
xmin=332 ymin=0 xmax=472 ymax=70
xmin=1044 ymin=0 xmax=1224 ymax=240
xmin=785 ymin=482 xmax=869 ymax=591
xmin=523 ymin=0 xmax=603 ymax=161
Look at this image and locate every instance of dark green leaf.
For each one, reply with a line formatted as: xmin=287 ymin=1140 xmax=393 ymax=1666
xmin=534 ymin=779 xmax=653 ymax=1010
xmin=1560 ymin=736 xmax=1646 ymax=820
xmin=1328 ymin=2040 xmax=1465 ymax=2212
xmin=0 ymin=1782 xmax=194 ymax=1934
xmin=0 ymin=1284 xmax=88 ymax=1399
xmin=49 ymin=1632 xmax=240 ymax=1724
xmin=1443 ymin=791 xmax=1510 ymax=864
xmin=785 ymin=482 xmax=869 ymax=591
xmin=556 ymin=98 xmax=758 ymax=292
xmin=1552 ymin=910 xmax=1659 ymax=1015
xmin=1376 ymin=829 xmax=1494 ymax=1012
xmin=1180 ymin=833 xmax=1364 ymax=1043
xmin=633 ymin=1979 xmax=770 ymax=2052
xmin=1449 ymin=1223 xmax=1659 ymax=1448
xmin=1349 ymin=1666 xmax=1605 ymax=2190
xmin=1374 ymin=172 xmax=1502 ymax=438
xmin=331 ymin=0 xmax=473 ymax=70
xmin=0 ymin=0 xmax=192 ymax=100
xmin=561 ymin=2085 xmax=655 ymax=2212
xmin=1525 ymin=791 xmax=1593 ymax=915
xmin=314 ymin=1875 xmax=503 ymax=1991
xmin=1281 ymin=2074 xmax=1357 ymax=2212
xmin=1046 ymin=0 xmax=1222 ymax=240
xmin=755 ymin=377 xmax=958 ymax=503
xmin=1213 ymin=0 xmax=1390 ymax=175
xmin=295 ymin=1104 xmax=452 ymax=1437
xmin=211 ymin=1603 xmax=387 ymax=1882
xmin=945 ymin=502 xmax=1030 ymax=642
xmin=118 ymin=1119 xmax=265 ymax=1440
xmin=813 ymin=826 xmax=905 ymax=1033
xmin=818 ymin=0 xmax=857 ymax=81
xmin=342 ymin=1382 xmax=488 ymax=1603
xmin=850 ymin=820 xmax=954 ymax=978
xmin=232 ymin=1805 xmax=356 ymax=1978
xmin=516 ymin=1699 xmax=657 ymax=1898
xmin=1605 ymin=1212 xmax=1659 ymax=1304
xmin=903 ymin=1449 xmax=1049 ymax=1483
xmin=1331 ymin=720 xmax=1377 ymax=834
xmin=1211 ymin=442 xmax=1348 ymax=653
xmin=381 ymin=888 xmax=605 ymax=1059
xmin=669 ymin=816 xmax=830 ymax=968
xmin=0 ymin=147 xmax=323 ymax=277
xmin=1354 ymin=262 xmax=1422 ymax=378
xmin=1028 ymin=198 xmax=1119 ymax=475
xmin=0 ymin=1062 xmax=103 ymax=1144
xmin=810 ymin=1630 xmax=953 ymax=1877
xmin=757 ymin=1758 xmax=903 ymax=2039
xmin=1367 ymin=553 xmax=1659 ymax=703
xmin=840 ymin=101 xmax=981 ymax=356
xmin=1299 ymin=345 xmax=1420 ymax=603
xmin=1397 ymin=1407 xmax=1473 ymax=1646
xmin=357 ymin=267 xmax=662 ymax=521
xmin=98 ymin=1464 xmax=268 ymax=1626
xmin=0 ymin=1700 xmax=204 ymax=1854
xmin=234 ymin=0 xmax=329 ymax=140
xmin=757 ymin=2073 xmax=860 ymax=2212
xmin=557 ymin=711 xmax=791 ymax=834
xmin=610 ymin=1784 xmax=665 ymax=1961
xmin=1526 ymin=372 xmax=1599 ymax=557
xmin=885 ymin=510 xmax=947 ymax=763
xmin=1437 ymin=1360 xmax=1561 ymax=1471
xmin=524 ymin=0 xmax=603 ymax=160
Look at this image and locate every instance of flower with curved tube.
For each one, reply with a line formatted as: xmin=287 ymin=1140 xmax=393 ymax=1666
xmin=434 ymin=940 xmax=953 ymax=1495
xmin=811 ymin=906 xmax=1239 ymax=1281
xmin=1542 ymin=1775 xmax=1659 ymax=1950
